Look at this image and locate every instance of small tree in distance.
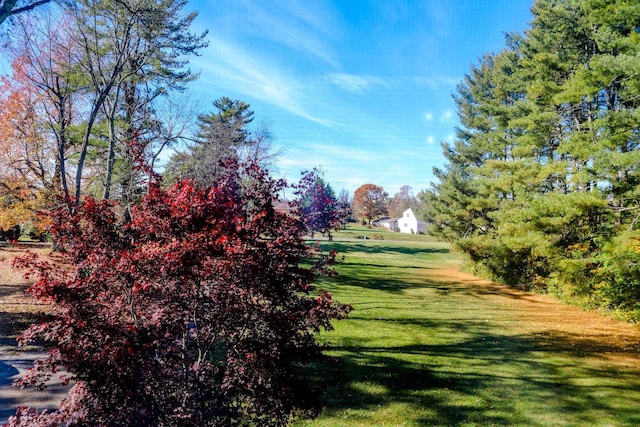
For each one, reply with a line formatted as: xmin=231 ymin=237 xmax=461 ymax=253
xmin=388 ymin=185 xmax=421 ymax=218
xmin=337 ymin=188 xmax=352 ymax=227
xmin=9 ymin=161 xmax=351 ymax=426
xmin=351 ymin=183 xmax=388 ymax=224
xmin=297 ymin=169 xmax=344 ymax=239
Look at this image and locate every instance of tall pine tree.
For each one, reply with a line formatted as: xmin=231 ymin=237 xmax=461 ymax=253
xmin=425 ymin=0 xmax=640 ymax=317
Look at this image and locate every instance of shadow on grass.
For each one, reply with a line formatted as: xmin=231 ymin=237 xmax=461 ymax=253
xmin=0 ymin=312 xmax=39 ymax=341
xmin=0 ymin=283 xmax=42 ymax=340
xmin=323 ymin=242 xmax=450 ymax=257
xmin=323 ymin=241 xmax=536 ymax=301
xmin=306 ymin=239 xmax=640 ymax=425
xmin=334 ymin=267 xmax=540 ymax=303
xmin=310 ymin=330 xmax=640 ymax=426
xmin=0 ymin=283 xmax=30 ymax=300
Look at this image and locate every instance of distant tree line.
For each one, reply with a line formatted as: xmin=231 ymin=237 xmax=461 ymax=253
xmin=348 ymin=183 xmax=422 ymax=226
xmin=421 ymin=0 xmax=640 ymax=320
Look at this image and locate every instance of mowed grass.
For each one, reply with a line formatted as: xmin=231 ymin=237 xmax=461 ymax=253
xmin=296 ymin=228 xmax=640 ymax=426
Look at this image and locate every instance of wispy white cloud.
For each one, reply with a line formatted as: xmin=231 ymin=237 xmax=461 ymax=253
xmin=275 ymin=140 xmax=437 ymax=194
xmin=275 ymin=143 xmax=388 ymax=192
xmin=222 ymin=0 xmax=340 ymax=68
xmin=412 ymin=75 xmax=459 ymax=89
xmin=305 ymin=143 xmax=385 ymax=164
xmin=183 ymin=0 xmax=533 ymax=196
xmin=276 ymin=156 xmax=311 ymax=170
xmin=326 ymin=73 xmax=387 ymax=93
xmin=323 ymin=74 xmax=457 ymax=93
xmin=194 ymin=37 xmax=338 ymax=127
xmin=276 ymin=142 xmax=385 ymax=175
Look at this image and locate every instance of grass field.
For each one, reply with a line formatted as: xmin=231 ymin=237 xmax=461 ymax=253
xmin=2 ymin=231 xmax=640 ymax=425
xmin=296 ymin=226 xmax=640 ymax=426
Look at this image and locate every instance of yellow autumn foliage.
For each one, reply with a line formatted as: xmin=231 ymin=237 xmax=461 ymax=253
xmin=0 ymin=178 xmax=45 ymax=232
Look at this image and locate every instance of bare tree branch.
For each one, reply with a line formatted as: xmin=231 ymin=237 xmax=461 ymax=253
xmin=0 ymin=0 xmax=52 ymax=27
xmin=9 ymin=0 xmax=51 ymax=15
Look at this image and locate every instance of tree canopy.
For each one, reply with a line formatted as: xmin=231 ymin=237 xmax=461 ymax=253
xmin=351 ymin=183 xmax=388 ymax=224
xmin=388 ymin=185 xmax=421 ymax=219
xmin=1 ymin=0 xmax=207 ymax=219
xmin=422 ymin=0 xmax=640 ymax=319
xmin=163 ymin=97 xmax=280 ymax=188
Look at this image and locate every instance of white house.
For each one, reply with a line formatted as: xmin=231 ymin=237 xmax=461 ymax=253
xmin=397 ymin=208 xmax=426 ymax=234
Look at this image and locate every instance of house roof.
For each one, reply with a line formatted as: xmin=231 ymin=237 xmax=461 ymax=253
xmin=372 ymin=217 xmax=397 ymax=225
xmin=402 ymin=208 xmax=426 ymax=222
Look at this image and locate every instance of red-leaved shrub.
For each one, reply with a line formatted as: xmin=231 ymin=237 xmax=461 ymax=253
xmin=9 ymin=162 xmax=351 ymax=426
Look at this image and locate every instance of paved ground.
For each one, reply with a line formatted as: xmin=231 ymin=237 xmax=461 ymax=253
xmin=0 ymin=342 xmax=69 ymax=425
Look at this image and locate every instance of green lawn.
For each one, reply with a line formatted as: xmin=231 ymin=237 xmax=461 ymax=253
xmin=295 ymin=228 xmax=640 ymax=426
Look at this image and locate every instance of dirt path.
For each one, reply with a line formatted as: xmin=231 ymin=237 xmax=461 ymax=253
xmin=430 ymin=267 xmax=640 ymax=367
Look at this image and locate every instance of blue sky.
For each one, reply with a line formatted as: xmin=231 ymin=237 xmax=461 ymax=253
xmin=185 ymin=0 xmax=534 ymax=197
xmin=0 ymin=1 xmax=534 ymax=197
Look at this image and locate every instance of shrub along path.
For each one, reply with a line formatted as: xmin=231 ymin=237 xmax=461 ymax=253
xmin=298 ymin=234 xmax=640 ymax=426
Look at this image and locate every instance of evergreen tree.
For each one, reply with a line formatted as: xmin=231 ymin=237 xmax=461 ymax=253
xmin=164 ymin=98 xmax=261 ymax=187
xmin=426 ymin=0 xmax=640 ymax=317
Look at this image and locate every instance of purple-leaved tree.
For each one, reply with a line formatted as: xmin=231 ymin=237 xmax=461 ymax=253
xmin=9 ymin=160 xmax=351 ymax=426
xmin=297 ymin=169 xmax=345 ymax=240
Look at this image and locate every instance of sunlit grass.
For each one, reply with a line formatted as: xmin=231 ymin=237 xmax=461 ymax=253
xmin=0 ymin=246 xmax=51 ymax=341
xmin=295 ymin=231 xmax=640 ymax=426
xmin=330 ymin=223 xmax=441 ymax=243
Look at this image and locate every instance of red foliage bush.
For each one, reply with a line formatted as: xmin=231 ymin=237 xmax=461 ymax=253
xmin=8 ymin=163 xmax=351 ymax=426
